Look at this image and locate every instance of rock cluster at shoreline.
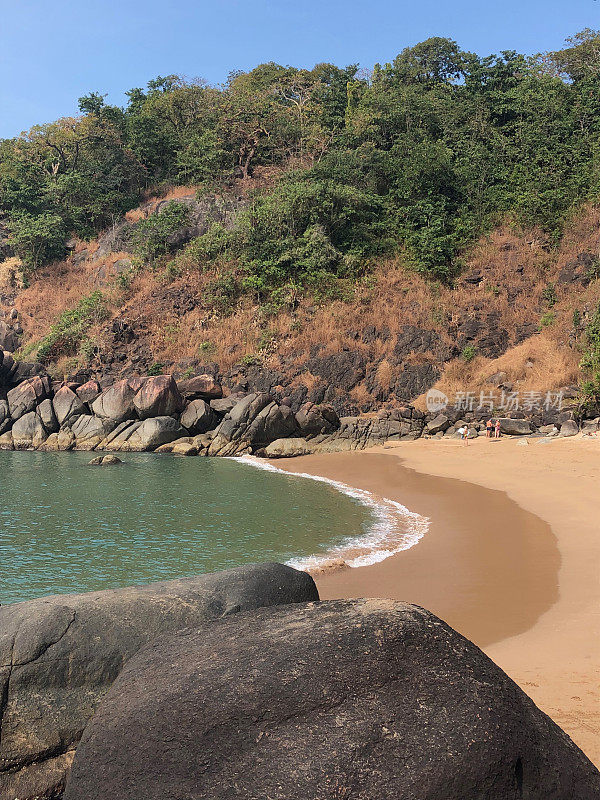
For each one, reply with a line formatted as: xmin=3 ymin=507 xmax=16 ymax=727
xmin=0 ymin=356 xmax=594 ymax=459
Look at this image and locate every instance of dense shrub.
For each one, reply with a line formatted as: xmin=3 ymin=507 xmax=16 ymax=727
xmin=36 ymin=291 xmax=108 ymax=362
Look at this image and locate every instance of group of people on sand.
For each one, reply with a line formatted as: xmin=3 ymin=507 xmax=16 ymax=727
xmin=457 ymin=419 xmax=501 ymax=445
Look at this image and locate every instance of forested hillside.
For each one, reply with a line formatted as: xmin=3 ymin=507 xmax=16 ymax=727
xmin=2 ymin=30 xmax=600 ymax=414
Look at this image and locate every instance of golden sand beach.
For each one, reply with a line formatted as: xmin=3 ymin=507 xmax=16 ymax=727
xmin=277 ymin=437 xmax=600 ymax=766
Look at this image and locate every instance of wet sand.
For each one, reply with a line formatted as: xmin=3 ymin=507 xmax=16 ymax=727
xmin=277 ymin=437 xmax=600 ymax=765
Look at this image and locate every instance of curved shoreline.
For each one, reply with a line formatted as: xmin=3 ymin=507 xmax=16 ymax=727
xmin=233 ymin=455 xmax=430 ymax=570
xmin=275 ymin=440 xmax=600 ymax=767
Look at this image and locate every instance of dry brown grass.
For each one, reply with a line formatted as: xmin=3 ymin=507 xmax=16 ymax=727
xmin=0 ymin=257 xmax=25 ymax=294
xmin=10 ymin=198 xmax=600 ymax=402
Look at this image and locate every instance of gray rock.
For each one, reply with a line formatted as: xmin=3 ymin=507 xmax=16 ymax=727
xmin=64 ymin=599 xmax=600 ymax=800
xmin=0 ymin=564 xmax=318 ymax=800
xmin=76 ymin=380 xmax=101 ymax=405
xmin=498 ymin=418 xmax=532 ymax=436
xmin=177 ymin=374 xmax=223 ymax=400
xmin=0 ymin=320 xmax=19 ymax=352
xmin=210 ymin=394 xmax=244 ymax=413
xmin=88 ymin=454 xmax=123 ymax=465
xmin=559 ymin=419 xmax=579 ymax=437
xmin=262 ymin=437 xmax=313 ymax=458
xmin=122 ymin=416 xmax=187 ymax=451
xmin=52 ymin=385 xmax=86 ymax=426
xmin=37 ymin=398 xmax=59 ymax=433
xmin=426 ymin=413 xmax=450 ymax=434
xmin=91 ymin=379 xmax=137 ymax=423
xmin=208 ymin=393 xmax=273 ymax=455
xmin=70 ymin=415 xmax=116 ymax=450
xmin=295 ymin=402 xmax=339 ymax=436
xmin=133 ymin=375 xmax=184 ymax=419
xmin=7 ymin=376 xmax=50 ymax=421
xmin=97 ymin=419 xmax=142 ymax=451
xmin=11 ymin=411 xmax=47 ymax=449
xmin=180 ymin=398 xmax=218 ymax=434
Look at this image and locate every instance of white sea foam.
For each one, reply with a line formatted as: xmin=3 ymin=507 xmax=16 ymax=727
xmin=230 ymin=455 xmax=430 ymax=571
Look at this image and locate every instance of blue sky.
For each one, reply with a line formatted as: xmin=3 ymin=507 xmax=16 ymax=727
xmin=1 ymin=0 xmax=598 ymax=138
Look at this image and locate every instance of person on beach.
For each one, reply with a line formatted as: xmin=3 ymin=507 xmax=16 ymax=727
xmin=486 ymin=419 xmax=493 ymax=438
xmin=495 ymin=419 xmax=501 ymax=439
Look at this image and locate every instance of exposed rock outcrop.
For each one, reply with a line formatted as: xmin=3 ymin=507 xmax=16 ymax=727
xmin=7 ymin=376 xmax=51 ymax=421
xmin=179 ymin=398 xmax=218 ymax=434
xmin=121 ymin=416 xmax=187 ymax=451
xmin=65 ymin=599 xmax=600 ymax=800
xmin=52 ymin=386 xmax=86 ymax=427
xmin=0 ymin=564 xmax=318 ymax=800
xmin=11 ymin=411 xmax=47 ymax=449
xmin=132 ymin=375 xmax=184 ymax=419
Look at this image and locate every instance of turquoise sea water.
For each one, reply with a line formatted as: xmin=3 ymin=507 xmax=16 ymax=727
xmin=0 ymin=450 xmax=377 ymax=605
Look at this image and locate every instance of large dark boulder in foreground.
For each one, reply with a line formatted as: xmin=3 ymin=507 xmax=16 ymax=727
xmin=0 ymin=564 xmax=317 ymax=800
xmin=66 ymin=600 xmax=599 ymax=800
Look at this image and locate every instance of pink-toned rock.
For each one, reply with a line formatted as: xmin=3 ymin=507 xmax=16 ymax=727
xmin=127 ymin=377 xmax=148 ymax=393
xmin=176 ymin=375 xmax=222 ymax=400
xmin=53 ymin=386 xmax=86 ymax=426
xmin=7 ymin=376 xmax=51 ymax=421
xmin=91 ymin=380 xmax=137 ymax=423
xmin=76 ymin=380 xmax=102 ymax=405
xmin=133 ymin=376 xmax=184 ymax=419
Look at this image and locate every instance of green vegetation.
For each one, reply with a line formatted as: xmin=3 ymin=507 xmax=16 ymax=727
xmin=35 ymin=291 xmax=107 ymax=362
xmin=131 ymin=201 xmax=191 ymax=262
xmin=580 ymin=304 xmax=600 ymax=411
xmin=460 ymin=345 xmax=477 ymax=362
xmin=147 ymin=362 xmax=165 ymax=376
xmin=539 ymin=312 xmax=556 ymax=329
xmin=2 ymin=30 xmax=600 ymax=291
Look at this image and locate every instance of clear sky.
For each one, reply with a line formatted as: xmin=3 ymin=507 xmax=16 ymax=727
xmin=1 ymin=0 xmax=598 ymax=138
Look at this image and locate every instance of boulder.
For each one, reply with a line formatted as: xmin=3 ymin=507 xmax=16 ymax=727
xmin=208 ymin=393 xmax=273 ymax=455
xmin=133 ymin=375 xmax=184 ymax=419
xmin=0 ymin=398 xmax=11 ymax=434
xmin=70 ymin=415 xmax=116 ymax=450
xmin=37 ymin=398 xmax=59 ymax=433
xmin=64 ymin=600 xmax=600 ymax=800
xmin=75 ymin=379 xmax=101 ymax=405
xmin=91 ymin=379 xmax=137 ymax=423
xmin=7 ymin=376 xmax=50 ymax=421
xmin=97 ymin=420 xmax=142 ymax=451
xmin=210 ymin=394 xmax=244 ymax=413
xmin=121 ymin=416 xmax=187 ymax=451
xmin=0 ymin=320 xmax=19 ymax=351
xmin=0 ymin=564 xmax=318 ymax=800
xmin=426 ymin=413 xmax=450 ymax=434
xmin=0 ymin=431 xmax=13 ymax=449
xmin=11 ymin=411 xmax=47 ymax=449
xmin=262 ymin=437 xmax=313 ymax=458
xmin=559 ymin=419 xmax=579 ymax=437
xmin=245 ymin=400 xmax=298 ymax=445
xmin=52 ymin=385 xmax=86 ymax=426
xmin=177 ymin=374 xmax=223 ymax=400
xmin=180 ymin=398 xmax=218 ymax=434
xmin=88 ymin=454 xmax=122 ymax=465
xmin=294 ymin=402 xmax=339 ymax=436
xmin=498 ymin=418 xmax=532 ymax=436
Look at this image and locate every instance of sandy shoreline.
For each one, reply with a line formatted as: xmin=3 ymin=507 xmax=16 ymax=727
xmin=277 ymin=437 xmax=600 ymax=766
